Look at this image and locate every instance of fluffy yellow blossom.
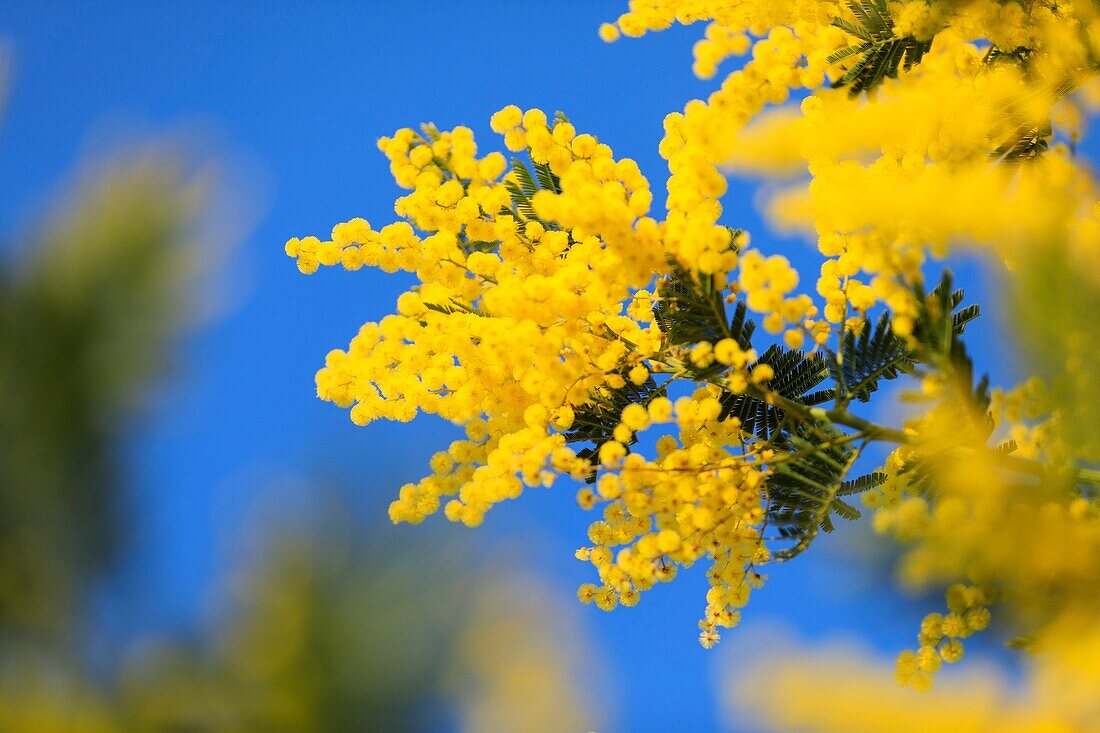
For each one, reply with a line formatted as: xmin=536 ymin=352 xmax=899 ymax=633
xmin=288 ymin=0 xmax=1100 ymax=670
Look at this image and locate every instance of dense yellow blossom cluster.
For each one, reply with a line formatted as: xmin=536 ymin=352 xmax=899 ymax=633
xmin=606 ymin=0 xmax=1100 ymax=332
xmin=597 ymin=0 xmax=1100 ymax=685
xmin=286 ymin=112 xmax=807 ymax=646
xmin=287 ymin=0 xmax=1100 ymax=684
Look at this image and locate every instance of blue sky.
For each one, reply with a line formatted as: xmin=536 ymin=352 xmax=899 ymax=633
xmin=0 ymin=3 xmax=1079 ymax=731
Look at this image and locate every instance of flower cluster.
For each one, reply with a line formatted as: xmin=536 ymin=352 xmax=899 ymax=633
xmin=287 ymin=0 xmax=1100 ymax=672
xmin=895 ymin=584 xmax=992 ymax=690
xmin=286 ymin=110 xmax=817 ymax=645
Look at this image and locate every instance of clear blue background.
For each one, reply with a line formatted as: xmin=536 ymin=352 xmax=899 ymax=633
xmin=0 ymin=2 xmax=1074 ymax=731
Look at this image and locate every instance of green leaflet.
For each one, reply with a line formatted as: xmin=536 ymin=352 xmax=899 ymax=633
xmin=830 ymin=0 xmax=931 ymax=96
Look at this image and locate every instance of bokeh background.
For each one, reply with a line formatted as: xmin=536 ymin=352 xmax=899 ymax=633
xmin=2 ymin=2 xmax=1091 ymax=731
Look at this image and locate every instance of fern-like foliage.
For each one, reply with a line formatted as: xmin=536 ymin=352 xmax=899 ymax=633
xmin=881 ymin=273 xmax=1003 ymax=496
xmin=981 ymin=44 xmax=1067 ymax=163
xmin=910 ymin=272 xmax=981 ymax=368
xmin=578 ymin=261 xmax=987 ymax=553
xmin=422 ymin=299 xmax=489 ymax=318
xmin=983 ymin=45 xmax=1035 ymax=66
xmin=829 ymin=0 xmax=932 ymax=95
xmin=503 ymin=158 xmax=561 ymax=232
xmin=719 ymin=346 xmax=833 ymax=441
xmin=761 ymin=273 xmax=983 ymax=554
xmin=652 ymin=230 xmax=747 ymax=352
xmin=831 ymin=275 xmax=980 ymax=405
xmin=834 ymin=311 xmax=914 ymax=403
xmin=653 ymin=265 xmax=746 ymax=349
xmin=504 ymin=158 xmax=540 ymax=221
xmin=766 ymin=421 xmax=882 ymax=560
xmin=565 ymin=374 xmax=667 ymax=483
xmin=991 ymin=122 xmax=1052 ymax=163
xmin=533 ymin=159 xmax=562 ymax=194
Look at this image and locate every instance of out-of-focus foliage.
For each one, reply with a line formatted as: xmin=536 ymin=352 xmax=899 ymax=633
xmin=118 ymin=500 xmax=604 ymax=733
xmin=0 ymin=495 xmax=606 ymax=733
xmin=0 ymin=649 xmax=118 ymax=733
xmin=0 ymin=101 xmax=609 ymax=733
xmin=0 ymin=156 xmax=206 ymax=632
xmin=120 ymin=504 xmax=453 ymax=732
xmin=1012 ymin=245 xmax=1100 ymax=462
xmin=0 ymin=83 xmax=604 ymax=731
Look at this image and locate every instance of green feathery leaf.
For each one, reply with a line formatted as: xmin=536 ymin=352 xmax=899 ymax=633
xmin=834 ymin=311 xmax=914 ymax=403
xmin=505 ymin=158 xmax=558 ymax=231
xmin=830 ymin=0 xmax=932 ymax=96
xmin=767 ymin=421 xmax=864 ymax=560
xmin=720 ymin=346 xmax=833 ymax=441
xmin=653 ymin=266 xmax=740 ymax=349
xmin=423 ymin=299 xmax=489 ymax=318
xmin=532 ymin=160 xmax=562 ymax=194
xmin=565 ymin=375 xmax=667 ymax=483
